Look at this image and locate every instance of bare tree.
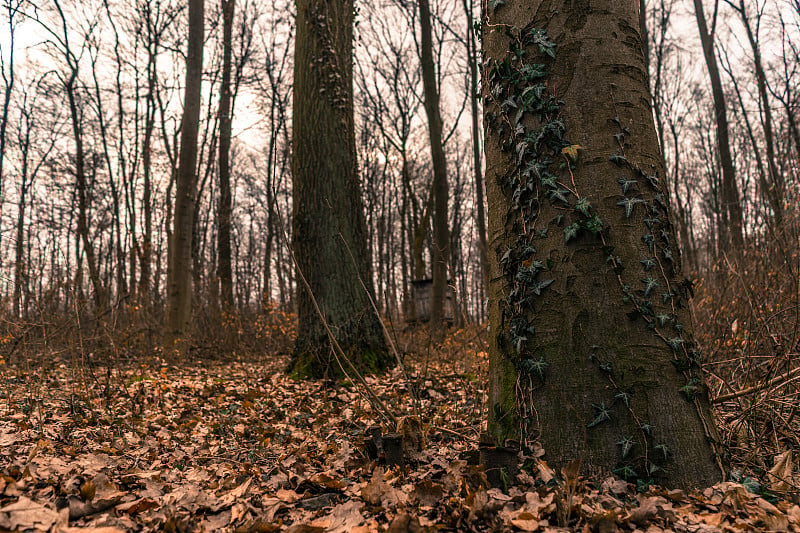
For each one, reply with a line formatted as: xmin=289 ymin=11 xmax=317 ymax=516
xmin=693 ymin=0 xmax=744 ymax=250
xmin=165 ymin=0 xmax=205 ymax=354
xmin=418 ymin=0 xmax=450 ymax=340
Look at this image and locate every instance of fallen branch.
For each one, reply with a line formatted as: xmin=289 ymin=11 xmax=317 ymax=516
xmin=712 ymin=364 xmax=800 ymax=403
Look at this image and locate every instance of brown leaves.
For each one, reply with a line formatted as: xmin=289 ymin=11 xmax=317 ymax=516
xmin=2 ymin=355 xmax=800 ymax=532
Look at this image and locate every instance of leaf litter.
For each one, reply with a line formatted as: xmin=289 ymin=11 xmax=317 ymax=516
xmin=0 ymin=350 xmax=799 ymax=532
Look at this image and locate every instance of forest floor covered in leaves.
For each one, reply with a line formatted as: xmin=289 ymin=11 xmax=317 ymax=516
xmin=1 ymin=332 xmax=800 ymax=532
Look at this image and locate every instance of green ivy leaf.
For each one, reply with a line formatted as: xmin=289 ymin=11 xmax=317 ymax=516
xmin=526 ymin=28 xmax=556 ymax=58
xmin=587 ymin=403 xmax=612 ymax=428
xmin=641 ymin=277 xmax=660 ymax=297
xmin=548 ymin=188 xmax=571 ymax=205
xmin=489 ymin=0 xmax=505 ymax=10
xmin=617 ymin=176 xmax=637 ymax=194
xmin=645 ymin=173 xmax=660 ymax=188
xmin=617 ymin=197 xmax=644 ymax=218
xmin=575 ymin=197 xmax=591 ymax=217
xmin=609 ymin=154 xmax=628 ymax=166
xmin=531 ymin=279 xmax=554 ymax=295
xmin=564 ymin=223 xmax=581 ymax=243
xmin=640 ymin=257 xmax=657 ymax=271
xmin=654 ymin=443 xmax=672 ymax=460
xmin=585 ymin=215 xmax=605 ymax=235
xmin=617 ymin=436 xmax=636 ymax=459
xmin=614 ymin=465 xmax=638 ymax=480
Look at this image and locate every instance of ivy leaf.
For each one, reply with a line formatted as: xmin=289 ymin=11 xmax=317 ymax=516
xmin=645 ymin=173 xmax=660 ymax=188
xmin=574 ymin=197 xmax=591 ymax=217
xmin=617 ymin=176 xmax=637 ymax=194
xmin=614 ymin=391 xmax=631 ymax=407
xmin=564 ymin=223 xmax=581 ymax=243
xmin=520 ymin=63 xmax=547 ymax=81
xmin=522 ymin=357 xmax=548 ymax=379
xmin=539 ymin=173 xmax=558 ymax=189
xmin=655 ymin=443 xmax=672 ymax=460
xmin=617 ymin=436 xmax=636 ymax=459
xmin=614 ymin=465 xmax=638 ymax=480
xmin=617 ymin=197 xmax=644 ymax=218
xmin=609 ymin=154 xmax=628 ymax=166
xmin=681 ymin=378 xmax=700 ymax=402
xmin=527 ymin=28 xmax=556 ymax=58
xmin=561 ymin=144 xmax=581 ymax=163
xmin=587 ymin=403 xmax=612 ymax=428
xmin=640 ymin=422 xmax=654 ymax=436
xmin=548 ymin=188 xmax=571 ymax=205
xmin=644 ymin=216 xmax=661 ymax=229
xmin=642 ymin=233 xmax=655 ymax=253
xmin=489 ymin=0 xmax=505 ymax=10
xmin=656 ymin=314 xmax=671 ymax=327
xmin=585 ymin=215 xmax=605 ymax=235
xmin=531 ymin=279 xmax=554 ymax=295
xmin=640 ymin=257 xmax=657 ymax=271
xmin=641 ymin=277 xmax=660 ymax=297
xmin=667 ymin=337 xmax=684 ymax=351
xmin=500 ymin=248 xmax=513 ymax=265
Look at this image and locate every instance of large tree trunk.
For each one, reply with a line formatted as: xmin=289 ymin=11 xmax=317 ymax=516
xmin=418 ymin=0 xmax=450 ymax=341
xmin=217 ymin=0 xmax=235 ymax=311
xmin=165 ymin=0 xmax=204 ymax=355
xmin=693 ymin=0 xmax=744 ymax=250
xmin=291 ymin=0 xmax=390 ymax=378
xmin=483 ymin=0 xmax=723 ymax=488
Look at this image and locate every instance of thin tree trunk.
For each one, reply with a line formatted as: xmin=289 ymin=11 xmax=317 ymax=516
xmin=217 ymin=0 xmax=236 ymax=311
xmin=418 ymin=0 xmax=450 ymax=341
xmin=693 ymin=0 xmax=744 ymax=250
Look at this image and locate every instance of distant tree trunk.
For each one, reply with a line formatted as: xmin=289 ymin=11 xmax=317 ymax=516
xmin=0 ymin=1 xmax=18 ymax=258
xmin=64 ymin=54 xmax=104 ymax=314
xmin=165 ymin=0 xmax=205 ymax=354
xmin=217 ymin=0 xmax=235 ymax=311
xmin=693 ymin=0 xmax=744 ymax=250
xmin=484 ymin=0 xmax=723 ymax=488
xmin=418 ymin=0 xmax=450 ymax=341
xmin=727 ymin=0 xmax=783 ymax=230
xmin=291 ymin=0 xmax=390 ymax=378
xmin=462 ymin=0 xmax=488 ymax=301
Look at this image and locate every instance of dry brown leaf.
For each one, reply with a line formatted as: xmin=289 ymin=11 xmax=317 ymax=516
xmin=0 ymin=496 xmax=61 ymax=531
xmin=768 ymin=451 xmax=794 ymax=492
xmin=412 ymin=479 xmax=444 ymax=506
xmin=510 ymin=511 xmax=540 ymax=532
xmin=277 ymin=488 xmax=301 ymax=503
xmin=361 ymin=467 xmax=398 ymax=508
xmin=60 ymin=526 xmax=125 ymax=533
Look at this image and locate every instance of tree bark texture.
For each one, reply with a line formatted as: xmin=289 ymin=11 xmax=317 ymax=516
xmin=165 ymin=0 xmax=204 ymax=354
xmin=418 ymin=0 xmax=450 ymax=341
xmin=291 ymin=0 xmax=390 ymax=378
xmin=483 ymin=0 xmax=723 ymax=488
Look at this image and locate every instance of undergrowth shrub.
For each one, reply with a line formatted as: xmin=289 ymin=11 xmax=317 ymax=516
xmin=694 ymin=239 xmax=800 ymax=490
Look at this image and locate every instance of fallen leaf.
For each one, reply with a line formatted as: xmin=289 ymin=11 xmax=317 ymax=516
xmin=0 ymin=496 xmax=61 ymax=531
xmin=767 ymin=451 xmax=794 ymax=492
xmin=510 ymin=511 xmax=540 ymax=531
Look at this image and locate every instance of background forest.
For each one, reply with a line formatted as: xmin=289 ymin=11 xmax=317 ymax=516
xmin=1 ymin=0 xmax=800 ymax=530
